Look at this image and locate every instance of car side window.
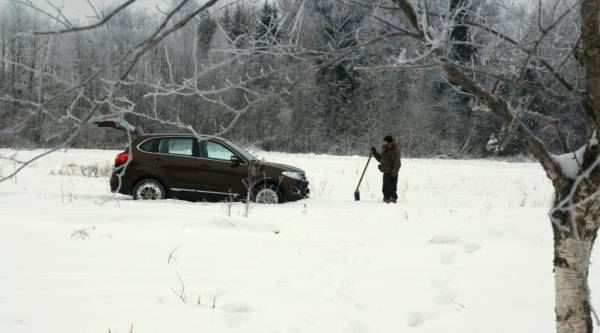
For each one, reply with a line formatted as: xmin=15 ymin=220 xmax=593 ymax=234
xmin=158 ymin=138 xmax=194 ymax=156
xmin=204 ymin=140 xmax=235 ymax=161
xmin=138 ymin=139 xmax=158 ymax=153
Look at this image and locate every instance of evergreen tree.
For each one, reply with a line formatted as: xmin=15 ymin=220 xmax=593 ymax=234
xmin=230 ymin=3 xmax=250 ymax=47
xmin=219 ymin=6 xmax=232 ymax=36
xmin=197 ymin=15 xmax=217 ymax=56
xmin=254 ymin=0 xmax=279 ymax=48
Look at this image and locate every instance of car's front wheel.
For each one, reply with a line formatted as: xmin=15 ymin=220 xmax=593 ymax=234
xmin=253 ymin=183 xmax=282 ymax=204
xmin=133 ymin=179 xmax=166 ymax=200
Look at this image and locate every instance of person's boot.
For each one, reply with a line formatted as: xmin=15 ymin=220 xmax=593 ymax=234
xmin=383 ymin=197 xmax=390 ymax=203
xmin=390 ymin=197 xmax=397 ymax=204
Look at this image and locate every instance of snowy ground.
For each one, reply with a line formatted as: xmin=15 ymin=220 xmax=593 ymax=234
xmin=1 ymin=148 xmax=598 ymax=333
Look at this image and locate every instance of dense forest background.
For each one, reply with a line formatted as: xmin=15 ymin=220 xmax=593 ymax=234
xmin=0 ymin=0 xmax=586 ymax=157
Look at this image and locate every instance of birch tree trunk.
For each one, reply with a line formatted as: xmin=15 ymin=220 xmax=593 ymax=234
xmin=552 ymin=159 xmax=600 ymax=333
xmin=553 ymin=232 xmax=594 ymax=333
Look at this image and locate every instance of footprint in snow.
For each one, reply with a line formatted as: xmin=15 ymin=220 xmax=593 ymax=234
xmin=222 ymin=302 xmax=250 ymax=314
xmin=439 ymin=251 xmax=457 ymax=266
xmin=430 ymin=235 xmax=482 ymax=256
xmin=433 ymin=287 xmax=458 ymax=306
xmin=430 ymin=277 xmax=467 ymax=309
xmin=429 ymin=235 xmax=460 ymax=245
xmin=406 ymin=311 xmax=430 ymax=327
xmin=463 ymin=242 xmax=481 ymax=254
xmin=487 ymin=229 xmax=505 ymax=238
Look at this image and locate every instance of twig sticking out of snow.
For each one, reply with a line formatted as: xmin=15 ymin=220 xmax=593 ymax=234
xmin=167 ymin=246 xmax=180 ymax=264
xmin=70 ymin=226 xmax=95 ymax=240
xmin=171 ymin=269 xmax=187 ymax=304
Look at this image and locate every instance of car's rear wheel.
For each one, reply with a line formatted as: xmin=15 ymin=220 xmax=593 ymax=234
xmin=133 ymin=179 xmax=166 ymax=200
xmin=253 ymin=183 xmax=281 ymax=204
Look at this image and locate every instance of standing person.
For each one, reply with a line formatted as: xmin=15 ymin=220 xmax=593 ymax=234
xmin=371 ymin=135 xmax=401 ymax=203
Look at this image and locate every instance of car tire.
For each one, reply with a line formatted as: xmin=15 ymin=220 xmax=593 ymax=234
xmin=133 ymin=179 xmax=166 ymax=200
xmin=252 ymin=182 xmax=282 ymax=204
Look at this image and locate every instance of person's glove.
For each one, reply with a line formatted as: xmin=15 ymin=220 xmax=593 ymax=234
xmin=370 ymin=147 xmax=377 ymax=155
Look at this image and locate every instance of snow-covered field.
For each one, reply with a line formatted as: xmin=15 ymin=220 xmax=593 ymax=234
xmin=1 ymin=149 xmax=598 ymax=333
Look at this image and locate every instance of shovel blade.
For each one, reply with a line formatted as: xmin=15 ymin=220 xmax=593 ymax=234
xmin=354 ymin=190 xmax=360 ymax=201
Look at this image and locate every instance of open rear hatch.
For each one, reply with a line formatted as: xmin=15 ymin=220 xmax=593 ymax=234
xmin=94 ymin=118 xmax=144 ymax=136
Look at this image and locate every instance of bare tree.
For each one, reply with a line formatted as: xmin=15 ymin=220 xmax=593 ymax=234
xmin=0 ymin=0 xmax=306 ymax=183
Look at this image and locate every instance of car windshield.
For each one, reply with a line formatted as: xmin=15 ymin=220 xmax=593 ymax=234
xmin=221 ymin=139 xmax=256 ymax=161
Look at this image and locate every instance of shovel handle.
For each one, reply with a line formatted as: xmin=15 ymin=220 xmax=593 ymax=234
xmin=355 ymin=153 xmax=373 ymax=192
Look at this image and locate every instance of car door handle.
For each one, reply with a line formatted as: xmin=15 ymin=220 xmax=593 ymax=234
xmin=151 ymin=157 xmax=161 ymax=163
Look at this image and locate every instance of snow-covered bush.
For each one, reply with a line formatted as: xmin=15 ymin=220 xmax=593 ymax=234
xmin=50 ymin=163 xmax=112 ymax=178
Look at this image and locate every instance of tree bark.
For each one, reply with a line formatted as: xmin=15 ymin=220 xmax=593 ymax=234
xmin=581 ymin=0 xmax=600 ymax=129
xmin=553 ymin=225 xmax=594 ymax=333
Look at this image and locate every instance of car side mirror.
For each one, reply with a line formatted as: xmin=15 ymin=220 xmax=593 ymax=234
xmin=230 ymin=155 xmax=243 ymax=165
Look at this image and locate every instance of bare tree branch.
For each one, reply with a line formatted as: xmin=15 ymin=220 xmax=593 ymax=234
xmin=31 ymin=0 xmax=138 ymax=35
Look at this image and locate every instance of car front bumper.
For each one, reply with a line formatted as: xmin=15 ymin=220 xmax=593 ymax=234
xmin=283 ymin=179 xmax=310 ymax=202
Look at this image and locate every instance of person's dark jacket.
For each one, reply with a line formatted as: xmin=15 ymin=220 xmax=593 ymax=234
xmin=373 ymin=141 xmax=401 ymax=176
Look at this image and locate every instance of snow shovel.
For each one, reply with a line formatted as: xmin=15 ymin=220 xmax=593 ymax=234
xmin=354 ymin=153 xmax=373 ymax=201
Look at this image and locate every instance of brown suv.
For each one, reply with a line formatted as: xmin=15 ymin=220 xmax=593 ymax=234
xmin=108 ymin=133 xmax=309 ymax=203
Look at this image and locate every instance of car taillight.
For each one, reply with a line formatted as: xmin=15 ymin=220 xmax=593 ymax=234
xmin=115 ymin=151 xmax=129 ymax=167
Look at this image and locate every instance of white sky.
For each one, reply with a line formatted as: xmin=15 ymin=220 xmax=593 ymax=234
xmin=0 ymin=0 xmax=173 ymax=20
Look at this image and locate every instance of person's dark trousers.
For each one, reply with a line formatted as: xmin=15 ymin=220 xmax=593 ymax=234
xmin=382 ymin=174 xmax=398 ymax=200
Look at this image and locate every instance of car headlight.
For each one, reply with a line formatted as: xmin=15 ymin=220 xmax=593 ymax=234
xmin=282 ymin=171 xmax=304 ymax=181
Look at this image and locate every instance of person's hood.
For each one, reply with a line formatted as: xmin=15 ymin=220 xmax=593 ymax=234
xmin=383 ymin=140 xmax=400 ymax=150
